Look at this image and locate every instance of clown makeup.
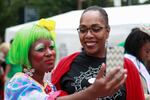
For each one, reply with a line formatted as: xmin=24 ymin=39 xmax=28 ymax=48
xmin=34 ymin=40 xmax=55 ymax=52
xmin=29 ymin=39 xmax=56 ymax=77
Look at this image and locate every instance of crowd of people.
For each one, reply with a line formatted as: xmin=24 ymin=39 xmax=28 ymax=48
xmin=0 ymin=5 xmax=149 ymax=100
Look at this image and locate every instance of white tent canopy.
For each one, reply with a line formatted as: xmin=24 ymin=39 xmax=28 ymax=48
xmin=5 ymin=4 xmax=150 ymax=59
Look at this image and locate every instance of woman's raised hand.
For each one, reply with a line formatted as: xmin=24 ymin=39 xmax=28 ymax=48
xmin=90 ymin=63 xmax=127 ymax=98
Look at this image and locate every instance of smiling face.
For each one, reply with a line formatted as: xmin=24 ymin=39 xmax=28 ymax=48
xmin=29 ymin=39 xmax=56 ymax=76
xmin=79 ymin=10 xmax=110 ymax=58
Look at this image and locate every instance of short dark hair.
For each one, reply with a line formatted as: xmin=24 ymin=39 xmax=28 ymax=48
xmin=81 ymin=6 xmax=109 ymax=27
xmin=124 ymin=27 xmax=150 ymax=61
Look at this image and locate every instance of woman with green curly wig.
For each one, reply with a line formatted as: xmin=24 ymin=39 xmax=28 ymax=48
xmin=8 ymin=20 xmax=56 ymax=68
xmin=5 ymin=19 xmax=63 ymax=100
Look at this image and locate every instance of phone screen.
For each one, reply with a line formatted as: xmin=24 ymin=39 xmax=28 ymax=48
xmin=106 ymin=46 xmax=124 ymax=74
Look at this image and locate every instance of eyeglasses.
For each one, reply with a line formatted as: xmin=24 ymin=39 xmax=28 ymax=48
xmin=77 ymin=25 xmax=106 ymax=34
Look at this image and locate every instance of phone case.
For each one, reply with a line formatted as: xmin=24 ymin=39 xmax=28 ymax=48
xmin=106 ymin=46 xmax=124 ymax=73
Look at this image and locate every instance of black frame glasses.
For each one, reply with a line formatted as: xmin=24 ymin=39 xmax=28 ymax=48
xmin=77 ymin=25 xmax=106 ymax=34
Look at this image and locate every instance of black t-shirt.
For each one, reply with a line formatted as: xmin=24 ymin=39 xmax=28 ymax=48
xmin=60 ymin=51 xmax=126 ymax=100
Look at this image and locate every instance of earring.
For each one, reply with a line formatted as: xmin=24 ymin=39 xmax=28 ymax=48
xmin=23 ymin=68 xmax=35 ymax=76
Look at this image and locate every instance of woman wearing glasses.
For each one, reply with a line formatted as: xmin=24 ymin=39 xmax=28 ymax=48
xmin=52 ymin=6 xmax=145 ymax=100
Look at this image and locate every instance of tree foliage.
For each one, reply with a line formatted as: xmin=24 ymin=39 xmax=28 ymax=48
xmin=0 ymin=0 xmax=149 ymax=42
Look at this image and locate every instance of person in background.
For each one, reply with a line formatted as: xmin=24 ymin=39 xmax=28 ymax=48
xmin=0 ymin=62 xmax=4 ymax=100
xmin=0 ymin=42 xmax=10 ymax=100
xmin=52 ymin=6 xmax=144 ymax=100
xmin=4 ymin=40 xmax=22 ymax=85
xmin=4 ymin=18 xmax=126 ymax=100
xmin=0 ymin=42 xmax=10 ymax=72
xmin=140 ymin=27 xmax=150 ymax=75
xmin=145 ymin=60 xmax=150 ymax=74
xmin=124 ymin=26 xmax=150 ymax=99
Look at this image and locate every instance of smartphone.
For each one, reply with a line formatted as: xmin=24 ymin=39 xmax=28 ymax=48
xmin=106 ymin=46 xmax=124 ymax=74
